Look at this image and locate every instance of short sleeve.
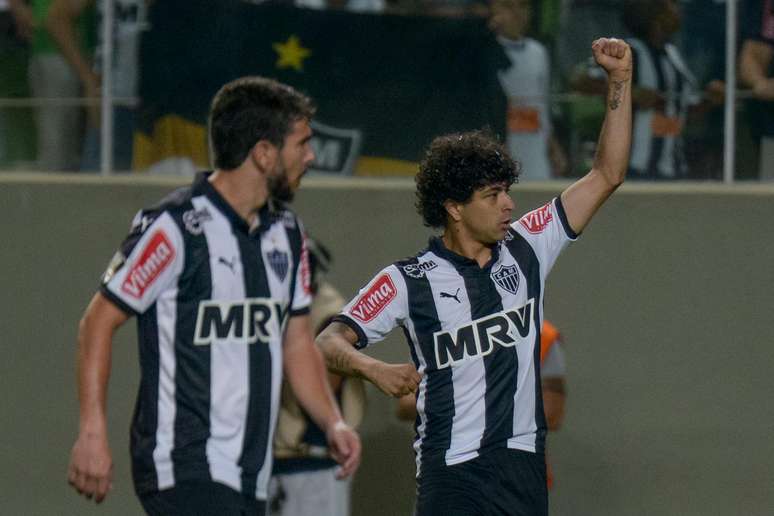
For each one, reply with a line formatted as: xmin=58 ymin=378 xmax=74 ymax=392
xmin=511 ymin=197 xmax=577 ymax=280
xmin=332 ymin=265 xmax=407 ymax=350
xmin=100 ymin=210 xmax=185 ymax=315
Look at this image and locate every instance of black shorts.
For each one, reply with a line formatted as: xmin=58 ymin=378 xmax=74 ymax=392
xmin=415 ymin=448 xmax=547 ymax=516
xmin=138 ymin=480 xmax=266 ymax=516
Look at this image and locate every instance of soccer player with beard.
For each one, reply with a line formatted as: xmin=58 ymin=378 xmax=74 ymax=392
xmin=66 ymin=76 xmax=360 ymax=515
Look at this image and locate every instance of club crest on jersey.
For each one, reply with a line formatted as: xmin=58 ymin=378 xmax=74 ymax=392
xmin=402 ymin=260 xmax=438 ymax=279
xmin=121 ymin=230 xmax=175 ymax=299
xmin=491 ymin=264 xmax=520 ymax=294
xmin=519 ymin=202 xmax=553 ymax=234
xmin=433 ymin=298 xmax=534 ymax=369
xmin=182 ymin=207 xmax=212 ymax=235
xmin=194 ymin=298 xmax=288 ymax=346
xmin=350 ymin=274 xmax=396 ymax=323
xmin=267 ymin=249 xmax=290 ymax=281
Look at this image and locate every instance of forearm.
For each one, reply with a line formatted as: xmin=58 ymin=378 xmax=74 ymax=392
xmin=47 ymin=1 xmax=96 ymax=87
xmin=739 ymin=41 xmax=773 ymax=88
xmin=591 ymin=74 xmax=631 ymax=187
xmin=284 ymin=343 xmax=342 ymax=431
xmin=317 ymin=330 xmax=383 ymax=381
xmin=76 ymin=316 xmax=112 ymax=436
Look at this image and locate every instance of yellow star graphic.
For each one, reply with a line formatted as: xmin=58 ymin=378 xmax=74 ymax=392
xmin=273 ymin=35 xmax=312 ymax=72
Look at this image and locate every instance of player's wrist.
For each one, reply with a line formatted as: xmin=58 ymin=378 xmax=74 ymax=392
xmin=324 ymin=417 xmax=349 ymax=436
xmin=608 ymin=72 xmax=631 ymax=83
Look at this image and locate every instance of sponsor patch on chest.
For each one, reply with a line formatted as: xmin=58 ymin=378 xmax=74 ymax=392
xmin=350 ymin=274 xmax=397 ymax=323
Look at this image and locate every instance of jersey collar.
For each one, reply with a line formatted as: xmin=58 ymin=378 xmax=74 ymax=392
xmin=192 ymin=171 xmax=272 ymax=235
xmin=428 ymin=236 xmax=501 ymax=274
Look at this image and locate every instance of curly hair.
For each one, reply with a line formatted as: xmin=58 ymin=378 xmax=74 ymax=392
xmin=415 ymin=130 xmax=520 ymax=228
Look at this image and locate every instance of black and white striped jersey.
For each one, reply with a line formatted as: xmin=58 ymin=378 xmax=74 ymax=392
xmin=334 ymin=197 xmax=577 ymax=474
xmin=100 ymin=172 xmax=311 ymax=500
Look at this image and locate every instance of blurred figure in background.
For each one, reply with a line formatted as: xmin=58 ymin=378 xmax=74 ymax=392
xmin=28 ymin=0 xmax=93 ymax=171
xmin=47 ymin=0 xmax=146 ymax=172
xmin=0 ymin=0 xmax=36 ymax=169
xmin=740 ymin=0 xmax=774 ymax=181
xmin=573 ymin=0 xmax=724 ymax=180
xmin=489 ymin=0 xmax=567 ymax=180
xmin=270 ymin=238 xmax=366 ymax=516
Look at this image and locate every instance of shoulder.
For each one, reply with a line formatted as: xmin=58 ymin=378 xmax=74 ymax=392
xmin=393 ymin=248 xmax=440 ymax=279
xmin=148 ymin=185 xmax=195 ymax=215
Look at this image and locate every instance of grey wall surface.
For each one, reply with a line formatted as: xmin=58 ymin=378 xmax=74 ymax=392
xmin=1 ymin=174 xmax=773 ymax=515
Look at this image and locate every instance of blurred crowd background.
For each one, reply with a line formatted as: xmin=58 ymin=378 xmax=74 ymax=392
xmin=0 ymin=0 xmax=772 ymax=182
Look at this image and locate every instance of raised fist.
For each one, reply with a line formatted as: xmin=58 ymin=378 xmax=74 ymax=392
xmin=592 ymin=38 xmax=632 ymax=82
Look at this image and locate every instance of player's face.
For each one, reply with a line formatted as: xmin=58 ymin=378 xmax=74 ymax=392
xmin=269 ymin=118 xmax=315 ymax=202
xmin=488 ymin=0 xmax=531 ymax=40
xmin=459 ymin=182 xmax=514 ymax=244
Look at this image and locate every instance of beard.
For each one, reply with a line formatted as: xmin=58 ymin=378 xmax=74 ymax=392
xmin=268 ymin=173 xmax=294 ymax=203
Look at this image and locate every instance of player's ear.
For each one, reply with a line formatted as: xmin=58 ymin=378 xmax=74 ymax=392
xmin=444 ymin=199 xmax=463 ymax=223
xmin=249 ymin=140 xmax=278 ymax=175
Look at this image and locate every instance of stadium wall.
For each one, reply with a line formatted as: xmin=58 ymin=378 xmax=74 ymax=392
xmin=1 ymin=174 xmax=772 ymax=515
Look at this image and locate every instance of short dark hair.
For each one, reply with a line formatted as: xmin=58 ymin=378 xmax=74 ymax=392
xmin=415 ymin=130 xmax=520 ymax=229
xmin=208 ymin=76 xmax=316 ymax=170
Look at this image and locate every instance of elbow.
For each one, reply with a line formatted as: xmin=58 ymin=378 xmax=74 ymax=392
xmin=610 ymin=170 xmax=626 ymax=188
xmin=592 ymin=165 xmax=626 ymax=190
xmin=315 ymin=331 xmax=336 ymax=367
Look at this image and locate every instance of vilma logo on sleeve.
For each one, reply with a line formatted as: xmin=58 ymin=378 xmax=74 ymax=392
xmin=349 ymin=274 xmax=397 ymax=323
xmin=121 ymin=231 xmax=176 ymax=299
xmin=519 ymin=202 xmax=553 ymax=234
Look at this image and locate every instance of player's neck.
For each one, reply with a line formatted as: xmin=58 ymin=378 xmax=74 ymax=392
xmin=209 ymin=167 xmax=269 ymax=226
xmin=442 ymin=229 xmax=493 ymax=268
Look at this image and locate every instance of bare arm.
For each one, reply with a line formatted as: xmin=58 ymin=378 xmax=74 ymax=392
xmin=740 ymin=40 xmax=774 ymax=101
xmin=317 ymin=322 xmax=421 ymax=398
xmin=283 ymin=315 xmax=361 ymax=478
xmin=47 ymin=0 xmax=96 ymax=87
xmin=47 ymin=0 xmax=101 ymax=126
xmin=67 ymin=292 xmax=129 ymax=504
xmin=561 ymin=38 xmax=632 ymax=234
xmin=572 ymin=69 xmax=663 ymax=111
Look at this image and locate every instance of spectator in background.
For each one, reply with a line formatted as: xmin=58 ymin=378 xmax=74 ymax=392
xmin=270 ymin=238 xmax=366 ymax=516
xmin=0 ymin=0 xmax=36 ymax=169
xmin=28 ymin=0 xmax=93 ymax=171
xmin=489 ymin=0 xmax=567 ymax=180
xmin=740 ymin=0 xmax=774 ymax=180
xmin=47 ymin=0 xmax=146 ymax=172
xmin=396 ymin=320 xmax=567 ymax=489
xmin=572 ymin=0 xmax=724 ymax=180
xmin=677 ymin=0 xmax=728 ymax=180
